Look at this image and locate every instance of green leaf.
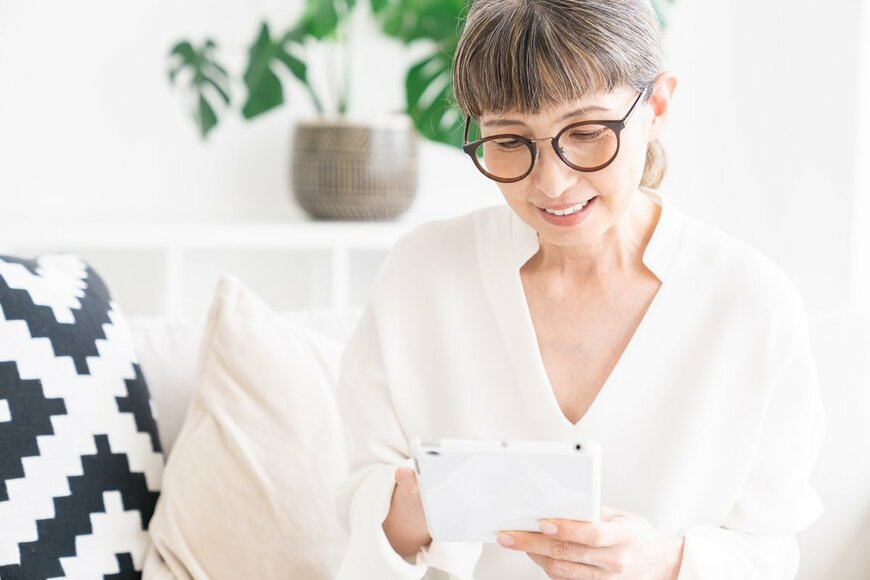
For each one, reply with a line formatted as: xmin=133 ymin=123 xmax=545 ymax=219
xmin=415 ymin=82 xmax=462 ymax=147
xmin=375 ymin=0 xmax=467 ymax=45
xmin=274 ymin=47 xmax=307 ymax=83
xmin=169 ymin=41 xmax=196 ymax=62
xmin=167 ymin=38 xmax=232 ymax=138
xmin=241 ymin=71 xmax=283 ymax=118
xmin=168 ymin=41 xmax=196 ymax=84
xmin=241 ymin=23 xmax=285 ymax=118
xmin=240 ymin=21 xmax=323 ymax=117
xmin=296 ymin=0 xmax=340 ymax=40
xmin=405 ymin=49 xmax=463 ymax=147
xmin=203 ymin=75 xmax=231 ymax=105
xmin=204 ymin=58 xmax=229 ymax=78
xmin=370 ymin=0 xmax=469 ymax=147
xmin=405 ymin=51 xmax=445 ymax=108
xmin=284 ymin=26 xmax=309 ymax=43
xmin=197 ymin=94 xmax=219 ymax=137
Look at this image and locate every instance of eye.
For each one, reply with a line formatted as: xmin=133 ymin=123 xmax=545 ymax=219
xmin=566 ymin=128 xmax=607 ymax=141
xmin=490 ymin=137 xmax=525 ymax=151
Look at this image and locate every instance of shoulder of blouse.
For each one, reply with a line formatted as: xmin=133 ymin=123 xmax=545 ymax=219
xmin=676 ymin=211 xmax=809 ymax=331
xmin=373 ymin=205 xmax=509 ymax=279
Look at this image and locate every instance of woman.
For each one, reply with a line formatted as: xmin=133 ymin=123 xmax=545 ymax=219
xmin=335 ymin=0 xmax=825 ymax=578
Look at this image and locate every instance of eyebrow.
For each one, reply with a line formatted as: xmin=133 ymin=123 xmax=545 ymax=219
xmin=481 ymin=105 xmax=612 ymax=128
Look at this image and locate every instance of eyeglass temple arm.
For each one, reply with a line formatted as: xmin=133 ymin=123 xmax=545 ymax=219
xmin=624 ymin=84 xmax=651 ymax=122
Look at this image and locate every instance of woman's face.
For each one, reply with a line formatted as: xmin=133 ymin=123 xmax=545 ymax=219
xmin=479 ymin=84 xmax=664 ymax=249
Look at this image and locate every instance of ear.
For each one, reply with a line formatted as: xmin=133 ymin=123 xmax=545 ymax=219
xmin=646 ymin=71 xmax=678 ymax=142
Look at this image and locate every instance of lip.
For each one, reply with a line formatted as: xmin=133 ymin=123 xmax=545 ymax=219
xmin=536 ymin=196 xmax=597 ymax=226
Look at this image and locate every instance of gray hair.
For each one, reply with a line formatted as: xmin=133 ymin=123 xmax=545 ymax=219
xmin=452 ymin=0 xmax=667 ymax=188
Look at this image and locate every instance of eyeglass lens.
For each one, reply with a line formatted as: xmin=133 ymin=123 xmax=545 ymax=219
xmin=473 ymin=124 xmax=618 ymax=181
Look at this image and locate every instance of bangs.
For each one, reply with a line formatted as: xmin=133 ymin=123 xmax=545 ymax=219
xmin=453 ymin=0 xmax=661 ymax=118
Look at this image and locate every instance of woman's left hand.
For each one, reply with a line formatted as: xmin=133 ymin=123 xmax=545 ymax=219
xmin=496 ymin=506 xmax=685 ymax=580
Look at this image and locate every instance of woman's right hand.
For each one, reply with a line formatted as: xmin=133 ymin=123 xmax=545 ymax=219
xmin=382 ymin=466 xmax=432 ymax=559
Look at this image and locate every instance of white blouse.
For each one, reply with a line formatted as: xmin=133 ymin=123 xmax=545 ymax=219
xmin=334 ymin=189 xmax=825 ymax=580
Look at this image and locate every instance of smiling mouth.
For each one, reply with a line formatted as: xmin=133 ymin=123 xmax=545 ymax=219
xmin=535 ymin=196 xmax=597 ymax=216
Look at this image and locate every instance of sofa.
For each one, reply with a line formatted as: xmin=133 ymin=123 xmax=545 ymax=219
xmin=128 ymin=295 xmax=870 ymax=579
xmin=2 ymin=253 xmax=868 ymax=579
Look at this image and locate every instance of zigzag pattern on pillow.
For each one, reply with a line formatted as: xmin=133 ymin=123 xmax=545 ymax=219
xmin=0 ymin=254 xmax=163 ymax=579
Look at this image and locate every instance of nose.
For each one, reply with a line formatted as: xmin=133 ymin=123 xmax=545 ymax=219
xmin=531 ymin=140 xmax=576 ymax=198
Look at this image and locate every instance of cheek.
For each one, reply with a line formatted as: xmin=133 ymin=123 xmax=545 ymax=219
xmin=590 ymin=140 xmax=648 ymax=216
xmin=498 ymin=183 xmax=533 ymax=206
xmin=624 ymin=128 xmax=651 ymax=165
xmin=609 ymin=132 xmax=650 ymax=188
xmin=595 ymin=143 xmax=645 ymax=193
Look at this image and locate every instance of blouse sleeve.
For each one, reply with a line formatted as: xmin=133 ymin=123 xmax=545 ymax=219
xmin=677 ymin=285 xmax=825 ymax=579
xmin=334 ymin=300 xmax=483 ymax=580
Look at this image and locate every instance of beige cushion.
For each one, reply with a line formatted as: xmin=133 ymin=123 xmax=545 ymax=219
xmin=128 ymin=308 xmax=361 ymax=455
xmin=143 ymin=275 xmax=349 ymax=579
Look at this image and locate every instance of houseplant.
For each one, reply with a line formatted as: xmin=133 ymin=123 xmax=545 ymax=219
xmin=168 ymin=0 xmax=457 ymax=220
xmin=168 ymin=0 xmax=674 ymax=219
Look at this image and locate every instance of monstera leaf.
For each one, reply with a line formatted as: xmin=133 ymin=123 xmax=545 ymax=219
xmin=241 ymin=0 xmax=357 ymax=118
xmin=372 ymin=0 xmax=464 ymax=44
xmin=241 ymin=22 xmax=319 ymax=118
xmin=168 ymin=40 xmax=231 ymax=138
xmin=405 ymin=49 xmax=462 ymax=147
xmin=372 ymin=0 xmax=467 ymax=147
xmin=296 ymin=0 xmax=355 ymax=39
xmin=169 ymin=0 xmax=355 ymax=134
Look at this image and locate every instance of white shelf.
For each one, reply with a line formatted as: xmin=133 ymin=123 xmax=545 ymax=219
xmin=0 ymin=221 xmax=419 ymax=250
xmin=0 ymin=221 xmax=418 ymax=317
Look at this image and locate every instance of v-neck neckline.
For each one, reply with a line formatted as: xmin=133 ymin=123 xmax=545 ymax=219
xmin=478 ymin=188 xmax=686 ymax=437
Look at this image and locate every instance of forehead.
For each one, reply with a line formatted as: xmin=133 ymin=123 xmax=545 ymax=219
xmin=479 ymin=87 xmax=634 ymax=127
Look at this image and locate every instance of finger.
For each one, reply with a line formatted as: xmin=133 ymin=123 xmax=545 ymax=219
xmin=394 ymin=467 xmax=419 ymax=494
xmin=394 ymin=466 xmax=416 ymax=481
xmin=497 ymin=531 xmax=617 ymax=568
xmin=600 ymin=505 xmax=630 ymax=520
xmin=538 ymin=518 xmax=626 ymax=548
xmin=526 ymin=552 xmax=610 ymax=579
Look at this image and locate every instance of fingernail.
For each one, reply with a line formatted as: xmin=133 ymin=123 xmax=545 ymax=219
xmin=540 ymin=521 xmax=558 ymax=535
xmin=496 ymin=533 xmax=515 ymax=546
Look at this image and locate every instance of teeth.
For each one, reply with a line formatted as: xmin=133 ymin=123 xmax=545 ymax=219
xmin=543 ymin=199 xmax=589 ymax=216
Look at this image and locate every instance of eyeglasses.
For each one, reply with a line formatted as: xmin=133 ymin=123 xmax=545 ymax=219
xmin=462 ymin=87 xmax=648 ymax=183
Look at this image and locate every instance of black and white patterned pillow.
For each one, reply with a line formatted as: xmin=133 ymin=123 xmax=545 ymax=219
xmin=0 ymin=254 xmax=163 ymax=579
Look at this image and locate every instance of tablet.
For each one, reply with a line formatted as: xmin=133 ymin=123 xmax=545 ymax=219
xmin=410 ymin=438 xmax=601 ymax=543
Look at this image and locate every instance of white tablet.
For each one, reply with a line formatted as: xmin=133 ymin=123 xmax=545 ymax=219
xmin=410 ymin=438 xmax=601 ymax=543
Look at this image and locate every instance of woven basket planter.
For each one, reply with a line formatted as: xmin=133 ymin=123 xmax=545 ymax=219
xmin=291 ymin=116 xmax=419 ymax=221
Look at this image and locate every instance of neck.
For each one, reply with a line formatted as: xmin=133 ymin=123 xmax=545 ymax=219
xmin=528 ymin=190 xmax=661 ymax=286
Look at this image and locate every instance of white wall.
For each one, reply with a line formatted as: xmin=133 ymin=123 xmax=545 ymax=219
xmin=663 ymin=0 xmax=863 ymax=312
xmin=853 ymin=0 xmax=870 ymax=311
